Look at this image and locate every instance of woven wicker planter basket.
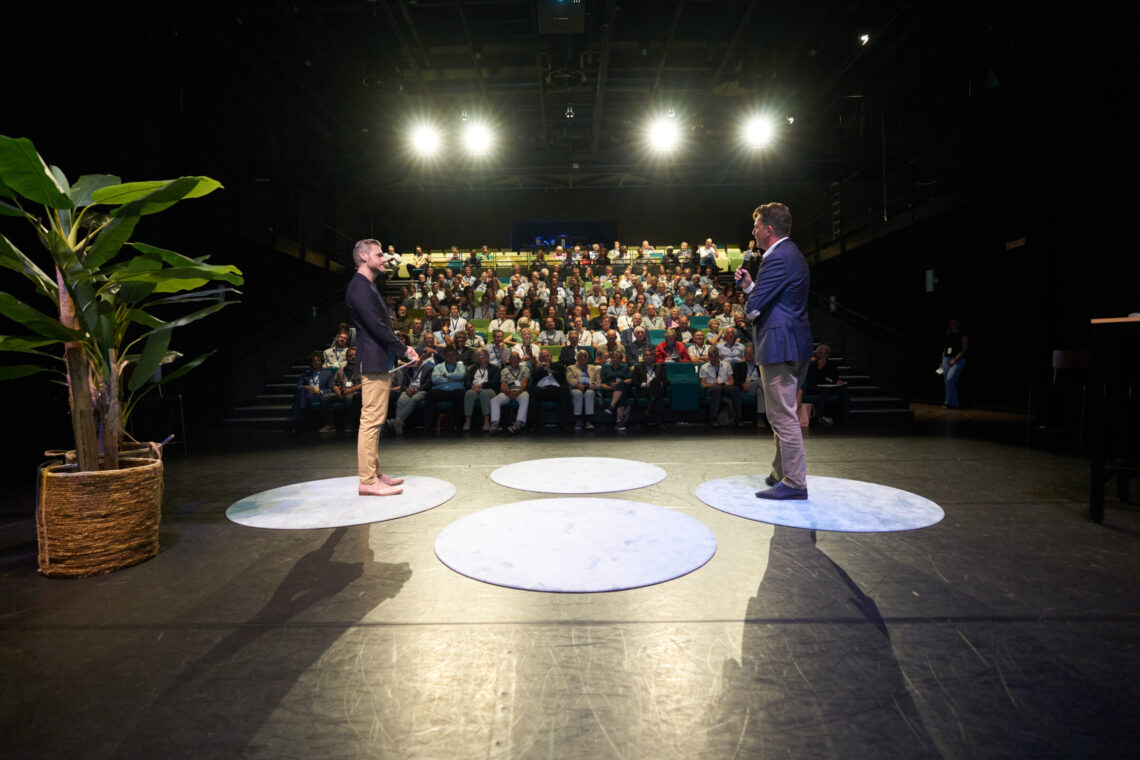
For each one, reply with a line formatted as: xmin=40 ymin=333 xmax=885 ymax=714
xmin=36 ymin=453 xmax=164 ymax=578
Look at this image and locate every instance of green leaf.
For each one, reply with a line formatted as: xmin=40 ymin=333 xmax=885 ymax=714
xmin=131 ymin=301 xmax=233 ymax=343
xmin=0 ymin=291 xmax=83 ymax=342
xmin=124 ymin=309 xmax=164 ymax=329
xmin=146 ymin=287 xmax=241 ymax=307
xmin=108 ymin=264 xmax=243 ymax=291
xmin=0 ymin=198 xmax=22 ymax=217
xmin=92 ymin=176 xmax=223 ymax=217
xmin=84 ymin=214 xmax=138 ymax=270
xmin=156 ymin=350 xmax=214 ymax=385
xmin=128 ymin=329 xmax=171 ymax=392
xmin=130 ymin=241 xmax=211 ymax=269
xmin=0 ymin=136 xmax=73 ymax=209
xmin=0 ymin=364 xmax=45 ymax=380
xmin=0 ymin=335 xmax=61 ymax=354
xmin=108 ymin=255 xmax=161 ymax=305
xmin=0 ymin=233 xmax=57 ymax=298
xmin=69 ymin=174 xmax=120 ymax=208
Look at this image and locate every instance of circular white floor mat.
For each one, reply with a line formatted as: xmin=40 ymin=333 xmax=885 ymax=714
xmin=226 ymin=475 xmax=455 ymax=529
xmin=434 ymin=498 xmax=717 ymax=592
xmin=695 ymin=475 xmax=944 ymax=533
xmin=489 ymin=457 xmax=666 ymax=494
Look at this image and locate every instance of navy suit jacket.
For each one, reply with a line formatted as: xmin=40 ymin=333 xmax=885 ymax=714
xmin=745 ymin=239 xmax=813 ymax=365
xmin=345 ymin=272 xmax=408 ymax=374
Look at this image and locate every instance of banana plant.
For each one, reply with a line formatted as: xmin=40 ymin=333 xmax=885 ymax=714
xmin=0 ymin=135 xmax=243 ymax=471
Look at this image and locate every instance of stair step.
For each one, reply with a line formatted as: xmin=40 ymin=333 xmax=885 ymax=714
xmin=849 ymin=407 xmax=914 ymax=422
xmin=850 ymin=395 xmax=910 ymax=410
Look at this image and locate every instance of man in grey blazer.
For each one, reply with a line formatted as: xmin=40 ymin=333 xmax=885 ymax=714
xmin=736 ymin=203 xmax=813 ymax=499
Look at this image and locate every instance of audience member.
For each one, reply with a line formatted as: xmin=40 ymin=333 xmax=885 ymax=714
xmin=490 ymin=352 xmax=530 ymax=434
xmin=700 ymin=346 xmax=741 ymax=426
xmin=565 ymin=349 xmax=601 ymax=429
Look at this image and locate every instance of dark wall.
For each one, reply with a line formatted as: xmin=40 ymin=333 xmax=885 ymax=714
xmin=362 ymin=184 xmax=826 ymax=252
xmin=810 ymin=200 xmax=1125 ymax=409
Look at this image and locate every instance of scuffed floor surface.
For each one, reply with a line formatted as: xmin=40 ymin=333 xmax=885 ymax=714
xmin=2 ymin=426 xmax=1138 ymax=759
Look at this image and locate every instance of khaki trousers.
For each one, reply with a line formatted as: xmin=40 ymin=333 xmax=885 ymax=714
xmin=358 ymin=372 xmax=392 ymax=485
xmin=760 ymin=360 xmax=810 ymax=490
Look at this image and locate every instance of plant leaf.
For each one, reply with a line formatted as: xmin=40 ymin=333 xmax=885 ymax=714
xmin=0 ymin=233 xmax=57 ymax=298
xmin=128 ymin=329 xmax=171 ymax=392
xmin=0 ymin=364 xmax=45 ymax=380
xmin=156 ymin=350 xmax=214 ymax=385
xmin=0 ymin=198 xmax=23 ymax=217
xmin=0 ymin=136 xmax=73 ymax=209
xmin=92 ymin=176 xmax=223 ymax=216
xmin=131 ymin=301 xmax=234 ymax=344
xmin=0 ymin=335 xmax=61 ymax=355
xmin=124 ymin=309 xmax=164 ymax=329
xmin=108 ymin=264 xmax=243 ymax=290
xmin=83 ymin=213 xmax=138 ymax=270
xmin=69 ymin=174 xmax=120 ymax=208
xmin=0 ymin=291 xmax=83 ymax=342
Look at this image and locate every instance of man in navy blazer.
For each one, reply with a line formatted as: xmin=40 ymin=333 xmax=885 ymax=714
xmin=346 ymin=239 xmax=419 ymax=496
xmin=736 ymin=203 xmax=813 ymax=500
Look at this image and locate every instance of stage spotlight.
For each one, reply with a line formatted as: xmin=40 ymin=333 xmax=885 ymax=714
xmin=464 ymin=123 xmax=492 ymax=155
xmin=860 ymin=34 xmax=870 ymax=46
xmin=744 ymin=116 xmax=774 ymax=148
xmin=410 ymin=125 xmax=441 ymax=156
xmin=647 ymin=118 xmax=680 ymax=151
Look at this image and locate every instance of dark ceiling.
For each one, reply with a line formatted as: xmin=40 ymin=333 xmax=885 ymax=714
xmin=15 ymin=1 xmax=1026 ymax=199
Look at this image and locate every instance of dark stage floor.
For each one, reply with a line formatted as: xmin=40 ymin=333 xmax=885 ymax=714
xmin=2 ymin=418 xmax=1138 ymax=759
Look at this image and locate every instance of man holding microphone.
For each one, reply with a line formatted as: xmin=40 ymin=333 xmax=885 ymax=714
xmin=735 ymin=203 xmax=814 ymax=500
xmin=346 ymin=239 xmax=420 ymax=496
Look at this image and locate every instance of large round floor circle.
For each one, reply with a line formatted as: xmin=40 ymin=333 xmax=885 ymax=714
xmin=226 ymin=476 xmax=455 ymax=529
xmin=489 ymin=457 xmax=666 ymax=494
xmin=434 ymin=498 xmax=717 ymax=592
xmin=695 ymin=475 xmax=944 ymax=533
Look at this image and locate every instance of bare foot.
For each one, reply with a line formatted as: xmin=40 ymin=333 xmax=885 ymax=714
xmin=379 ymin=473 xmax=404 ymax=486
xmin=359 ymin=481 xmax=403 ymax=496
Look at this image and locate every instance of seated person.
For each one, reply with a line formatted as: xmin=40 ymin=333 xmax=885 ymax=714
xmin=423 ymin=346 xmax=467 ymax=432
xmin=700 ymin=346 xmax=741 ymax=426
xmin=463 ymin=321 xmax=486 ymax=348
xmin=632 ymin=345 xmax=669 ymax=430
xmin=291 ymin=352 xmax=334 ymax=432
xmin=537 ymin=317 xmax=566 ymax=346
xmin=331 ymin=346 xmax=363 ymax=432
xmin=452 ymin=331 xmax=477 ymax=366
xmin=622 ymin=324 xmax=654 ymax=363
xmin=462 ymin=349 xmax=500 ymax=431
xmin=655 ymin=329 xmax=692 ymax=363
xmin=559 ymin=330 xmax=585 ymax=365
xmin=323 ymin=331 xmax=351 ymax=370
xmin=599 ymin=349 xmax=633 ymax=430
xmin=717 ymin=327 xmax=745 ymax=363
xmin=687 ymin=330 xmax=711 ymax=363
xmin=389 ymin=355 xmax=436 ymax=436
xmin=490 ymin=352 xmax=531 ymax=434
xmin=642 ymin=304 xmax=665 ymax=331
xmin=806 ymin=343 xmax=852 ymax=425
xmin=529 ymin=349 xmax=572 ymax=430
xmin=741 ymin=344 xmax=769 ymax=429
xmin=565 ymin=349 xmax=601 ymax=430
xmin=488 ymin=306 xmax=516 ymax=336
xmin=513 ymin=328 xmax=541 ymax=366
xmin=487 ymin=329 xmax=513 ymax=367
xmin=444 ymin=304 xmax=468 ymax=336
xmin=392 ymin=304 xmax=411 ymax=334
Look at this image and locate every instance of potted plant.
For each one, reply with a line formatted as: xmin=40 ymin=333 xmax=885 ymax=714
xmin=0 ymin=135 xmax=243 ymax=577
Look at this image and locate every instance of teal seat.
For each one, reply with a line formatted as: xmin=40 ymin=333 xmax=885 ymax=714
xmin=690 ymin=315 xmax=711 ymax=331
xmin=647 ymin=329 xmax=666 ymax=343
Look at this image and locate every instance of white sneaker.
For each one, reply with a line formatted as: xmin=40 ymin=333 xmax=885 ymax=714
xmin=575 ymin=421 xmax=583 ymax=430
xmin=585 ymin=421 xmax=594 ymax=430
